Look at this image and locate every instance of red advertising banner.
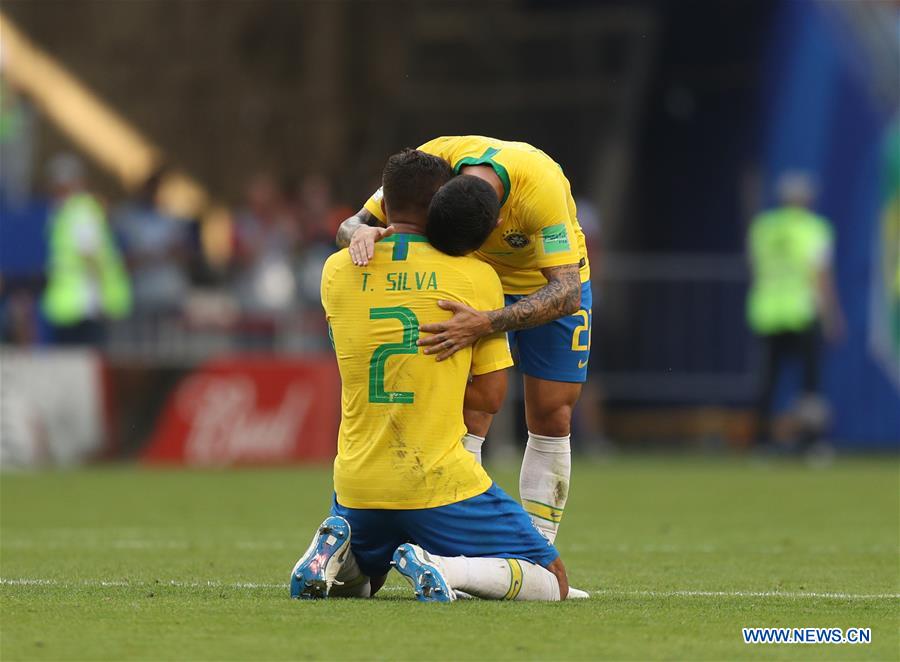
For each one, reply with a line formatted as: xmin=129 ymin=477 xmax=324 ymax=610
xmin=143 ymin=356 xmax=340 ymax=466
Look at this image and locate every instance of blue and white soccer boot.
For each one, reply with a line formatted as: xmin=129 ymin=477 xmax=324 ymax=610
xmin=290 ymin=515 xmax=351 ymax=600
xmin=391 ymin=543 xmax=455 ymax=603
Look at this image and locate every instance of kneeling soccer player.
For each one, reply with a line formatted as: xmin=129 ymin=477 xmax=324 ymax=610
xmin=290 ymin=149 xmax=581 ymax=602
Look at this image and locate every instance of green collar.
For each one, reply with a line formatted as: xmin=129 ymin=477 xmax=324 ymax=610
xmin=453 ymin=147 xmax=511 ymax=206
xmin=381 ymin=232 xmax=428 ymax=260
xmin=381 ymin=233 xmax=428 ymax=242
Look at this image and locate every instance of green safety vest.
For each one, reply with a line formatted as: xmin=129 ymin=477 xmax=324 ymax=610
xmin=746 ymin=206 xmax=833 ymax=335
xmin=42 ymin=193 xmax=132 ymax=326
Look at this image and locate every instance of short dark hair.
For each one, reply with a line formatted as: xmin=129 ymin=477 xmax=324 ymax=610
xmin=382 ymin=149 xmax=454 ymax=217
xmin=426 ymin=175 xmax=499 ymax=256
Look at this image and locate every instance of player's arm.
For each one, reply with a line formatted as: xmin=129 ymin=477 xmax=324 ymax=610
xmin=458 ymin=270 xmax=515 ymax=408
xmin=335 ymin=185 xmax=393 ymax=264
xmin=464 ymin=368 xmax=508 ymax=414
xmin=486 ymin=263 xmax=581 ymax=331
xmin=336 ymin=207 xmax=382 ymax=247
xmin=419 ymin=263 xmax=581 ymax=361
xmin=420 ymin=172 xmax=583 ymax=359
xmin=336 ymin=205 xmax=394 ymax=264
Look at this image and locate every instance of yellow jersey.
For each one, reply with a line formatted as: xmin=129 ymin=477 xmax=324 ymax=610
xmin=364 ymin=135 xmax=590 ymax=295
xmin=321 ymin=233 xmax=514 ymax=509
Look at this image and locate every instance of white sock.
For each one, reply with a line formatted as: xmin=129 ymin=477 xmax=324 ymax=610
xmin=328 ymin=549 xmax=371 ymax=598
xmin=462 ymin=433 xmax=485 ymax=465
xmin=519 ymin=432 xmax=571 ymax=543
xmin=435 ymin=555 xmax=560 ymax=601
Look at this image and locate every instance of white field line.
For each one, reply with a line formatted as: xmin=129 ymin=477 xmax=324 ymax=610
xmin=590 ymin=588 xmax=900 ymax=600
xmin=1 ymin=578 xmax=897 ymax=601
xmin=0 ymin=578 xmax=285 ymax=589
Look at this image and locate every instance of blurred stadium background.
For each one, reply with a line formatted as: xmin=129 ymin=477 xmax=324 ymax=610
xmin=0 ymin=0 xmax=898 ymax=468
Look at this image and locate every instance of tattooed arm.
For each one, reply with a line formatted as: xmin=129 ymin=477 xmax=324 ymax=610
xmin=487 ymin=263 xmax=581 ymax=332
xmin=418 ymin=263 xmax=582 ymax=360
xmin=336 ymin=208 xmax=396 ymax=265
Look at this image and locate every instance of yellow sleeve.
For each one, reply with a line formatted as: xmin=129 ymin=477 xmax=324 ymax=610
xmin=525 ymin=174 xmax=582 ymax=270
xmin=471 ymin=332 xmax=513 ymax=376
xmin=470 ymin=266 xmax=514 ymax=376
xmin=416 ymin=136 xmax=453 ymax=159
xmin=362 ymin=187 xmax=387 ymax=225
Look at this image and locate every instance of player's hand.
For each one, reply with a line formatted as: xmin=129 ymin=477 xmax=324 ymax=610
xmin=348 ymin=225 xmax=394 ymax=266
xmin=418 ymin=300 xmax=493 ymax=361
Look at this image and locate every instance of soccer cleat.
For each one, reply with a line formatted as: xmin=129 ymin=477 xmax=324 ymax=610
xmin=391 ymin=543 xmax=455 ymax=603
xmin=290 ymin=516 xmax=351 ymax=600
xmin=567 ymin=587 xmax=590 ymax=599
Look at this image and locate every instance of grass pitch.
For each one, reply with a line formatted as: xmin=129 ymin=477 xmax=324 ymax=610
xmin=1 ymin=457 xmax=898 ymax=661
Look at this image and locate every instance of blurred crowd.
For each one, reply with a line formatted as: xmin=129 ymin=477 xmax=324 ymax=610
xmin=0 ymin=140 xmax=851 ymax=453
xmin=0 ymin=149 xmax=354 ymax=351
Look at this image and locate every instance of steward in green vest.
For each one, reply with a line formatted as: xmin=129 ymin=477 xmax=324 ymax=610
xmin=41 ymin=155 xmax=131 ymax=339
xmin=747 ymin=172 xmax=844 ymax=448
xmin=746 ymin=205 xmax=833 ymax=335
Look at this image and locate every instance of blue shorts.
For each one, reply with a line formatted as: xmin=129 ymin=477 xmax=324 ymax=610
xmin=505 ymin=280 xmax=592 ymax=383
xmin=330 ymin=483 xmax=559 ymax=579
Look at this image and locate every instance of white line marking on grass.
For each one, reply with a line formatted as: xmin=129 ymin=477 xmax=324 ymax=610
xmin=0 ymin=578 xmax=56 ymax=586
xmin=2 ymin=578 xmax=897 ymax=600
xmin=4 ymin=539 xmax=299 ymax=551
xmin=593 ymin=589 xmax=900 ymax=600
xmin=0 ymin=578 xmax=287 ymax=589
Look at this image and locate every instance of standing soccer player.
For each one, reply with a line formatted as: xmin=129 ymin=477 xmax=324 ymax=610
xmin=338 ymin=136 xmax=591 ymax=543
xmin=292 ymin=149 xmax=578 ymax=602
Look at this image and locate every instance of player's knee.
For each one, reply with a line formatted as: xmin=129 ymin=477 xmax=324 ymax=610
xmin=464 ymin=409 xmax=494 ymax=436
xmin=530 ymin=405 xmax=573 ymax=437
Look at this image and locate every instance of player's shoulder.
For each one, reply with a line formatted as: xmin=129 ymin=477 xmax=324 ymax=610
xmin=459 ymin=254 xmax=500 ymax=281
xmin=424 ymin=246 xmax=498 ymax=283
xmin=322 ymin=248 xmax=353 ymax=279
xmin=447 ymin=253 xmax=503 ymax=296
xmin=457 ymin=256 xmax=504 ymax=305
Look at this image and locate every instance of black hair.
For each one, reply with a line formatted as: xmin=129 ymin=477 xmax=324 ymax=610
xmin=381 ymin=149 xmax=454 ymax=217
xmin=426 ymin=175 xmax=499 ymax=256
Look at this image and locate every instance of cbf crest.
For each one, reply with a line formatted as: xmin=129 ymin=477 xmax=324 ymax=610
xmin=503 ymin=230 xmax=530 ymax=249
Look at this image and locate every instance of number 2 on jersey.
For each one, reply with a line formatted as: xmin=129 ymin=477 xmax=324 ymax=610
xmin=369 ymin=306 xmax=419 ymax=404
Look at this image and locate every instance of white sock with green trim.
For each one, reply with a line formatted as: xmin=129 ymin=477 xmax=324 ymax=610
xmin=519 ymin=432 xmax=571 ymax=543
xmin=434 ymin=555 xmax=561 ymax=601
xmin=462 ymin=433 xmax=485 ymax=465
